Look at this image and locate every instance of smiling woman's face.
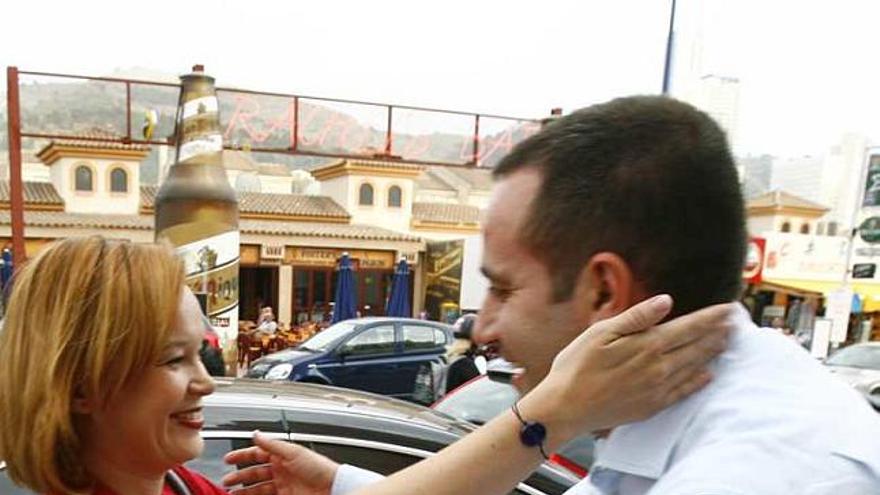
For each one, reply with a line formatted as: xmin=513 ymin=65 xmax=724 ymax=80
xmin=79 ymin=288 xmax=216 ymax=475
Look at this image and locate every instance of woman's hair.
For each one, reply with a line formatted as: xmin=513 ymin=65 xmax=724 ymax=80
xmin=0 ymin=237 xmax=185 ymax=494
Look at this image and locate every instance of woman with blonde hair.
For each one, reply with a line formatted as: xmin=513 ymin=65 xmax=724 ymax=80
xmin=0 ymin=237 xmax=227 ymax=495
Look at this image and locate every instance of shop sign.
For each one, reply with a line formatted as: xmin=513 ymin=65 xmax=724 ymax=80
xmin=862 ymin=154 xmax=880 ymax=208
xmin=826 ymin=288 xmax=853 ymax=343
xmin=859 ymin=216 xmax=880 ymax=244
xmin=853 ymin=263 xmax=877 ymax=279
xmin=285 ymin=247 xmax=395 ymax=269
xmin=762 ymin=233 xmax=848 ymax=282
xmin=743 ymin=237 xmax=765 ymax=284
xmin=399 ymin=251 xmax=419 ymax=266
xmin=260 ymin=244 xmax=285 ymax=260
xmin=855 ymin=246 xmax=880 ymax=258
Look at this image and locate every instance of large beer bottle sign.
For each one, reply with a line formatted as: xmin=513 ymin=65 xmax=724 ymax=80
xmin=155 ymin=65 xmax=240 ymax=358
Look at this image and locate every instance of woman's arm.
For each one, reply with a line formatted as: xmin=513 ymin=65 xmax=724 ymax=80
xmin=224 ymin=296 xmax=735 ymax=495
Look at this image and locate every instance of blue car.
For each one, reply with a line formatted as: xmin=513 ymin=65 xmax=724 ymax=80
xmin=246 ymin=317 xmax=453 ymax=400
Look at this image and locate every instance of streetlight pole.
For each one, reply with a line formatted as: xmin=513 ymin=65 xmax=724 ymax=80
xmin=662 ymin=0 xmax=678 ymax=95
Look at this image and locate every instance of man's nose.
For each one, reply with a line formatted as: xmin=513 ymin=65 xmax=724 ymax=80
xmin=472 ymin=315 xmax=499 ymax=345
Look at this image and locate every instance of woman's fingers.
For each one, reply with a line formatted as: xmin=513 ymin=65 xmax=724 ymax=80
xmin=224 ymin=445 xmax=272 ymax=466
xmin=590 ymin=294 xmax=674 ymax=343
xmin=227 ymin=480 xmax=278 ymax=495
xmin=222 ymin=462 xmax=274 ymax=489
xmin=651 ymin=303 xmax=739 ymax=353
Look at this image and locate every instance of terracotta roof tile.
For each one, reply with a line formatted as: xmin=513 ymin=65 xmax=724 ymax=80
xmin=37 ymin=128 xmax=151 ymax=154
xmin=310 ymin=158 xmax=425 ymax=175
xmin=239 ymin=220 xmax=420 ymax=242
xmin=0 ymin=180 xmax=64 ymax=206
xmin=0 ymin=211 xmax=153 ymax=230
xmin=141 ymin=186 xmax=350 ymax=220
xmin=0 ymin=211 xmax=418 ymax=242
xmin=412 ymin=202 xmax=481 ymax=225
xmin=237 ymin=192 xmax=349 ymax=219
xmin=747 ymin=190 xmax=829 ymax=212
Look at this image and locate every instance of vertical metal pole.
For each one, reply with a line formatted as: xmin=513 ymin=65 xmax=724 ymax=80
xmin=843 ymin=149 xmax=873 ymax=288
xmin=6 ymin=67 xmax=26 ymax=268
xmin=385 ymin=106 xmax=393 ymax=156
xmin=125 ymin=81 xmax=132 ymax=141
xmin=662 ymin=0 xmax=677 ymax=95
xmin=472 ymin=115 xmax=481 ymax=165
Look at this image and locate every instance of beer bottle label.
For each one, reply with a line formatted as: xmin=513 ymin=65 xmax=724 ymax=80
xmin=178 ymin=94 xmax=223 ymax=162
xmin=175 ymin=228 xmax=240 ymax=350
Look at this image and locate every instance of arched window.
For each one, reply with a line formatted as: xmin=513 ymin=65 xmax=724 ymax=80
xmin=359 ymin=183 xmax=374 ymax=206
xmin=75 ymin=165 xmax=94 ymax=192
xmin=781 ymin=221 xmax=791 ymax=233
xmin=110 ymin=167 xmax=128 ymax=193
xmin=800 ymin=223 xmax=810 ymax=234
xmin=388 ymin=185 xmax=402 ymax=207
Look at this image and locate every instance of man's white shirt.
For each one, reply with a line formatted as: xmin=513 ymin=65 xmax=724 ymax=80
xmin=331 ymin=306 xmax=880 ymax=494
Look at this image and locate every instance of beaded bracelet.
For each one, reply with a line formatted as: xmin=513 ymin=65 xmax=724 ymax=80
xmin=511 ymin=401 xmax=549 ymax=460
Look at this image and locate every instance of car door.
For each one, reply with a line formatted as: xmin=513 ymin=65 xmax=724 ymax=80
xmin=398 ymin=323 xmax=450 ymax=398
xmin=318 ymin=323 xmax=398 ymax=395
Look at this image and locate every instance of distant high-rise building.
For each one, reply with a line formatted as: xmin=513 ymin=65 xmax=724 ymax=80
xmin=770 ymin=134 xmax=869 ymax=235
xmin=680 ymin=75 xmax=741 ymax=148
xmin=739 ymin=154 xmax=774 ymax=199
xmin=668 ymin=2 xmax=741 ymax=149
xmin=771 ymin=154 xmax=825 ymax=205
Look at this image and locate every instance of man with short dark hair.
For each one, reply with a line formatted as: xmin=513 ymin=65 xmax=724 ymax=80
xmin=223 ymin=96 xmax=880 ymax=494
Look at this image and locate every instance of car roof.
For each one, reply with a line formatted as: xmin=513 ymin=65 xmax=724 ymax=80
xmin=351 ymin=317 xmax=452 ymax=327
xmin=841 ymin=342 xmax=880 ymax=349
xmin=208 ymin=378 xmax=474 ymax=434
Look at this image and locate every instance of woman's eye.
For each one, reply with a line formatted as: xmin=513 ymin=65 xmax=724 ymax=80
xmin=162 ymin=356 xmax=185 ymax=366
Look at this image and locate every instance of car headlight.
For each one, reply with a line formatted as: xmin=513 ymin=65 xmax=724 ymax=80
xmin=266 ymin=363 xmax=294 ymax=380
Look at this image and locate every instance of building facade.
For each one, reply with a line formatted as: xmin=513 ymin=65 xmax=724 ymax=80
xmin=1 ymin=134 xmax=493 ymax=328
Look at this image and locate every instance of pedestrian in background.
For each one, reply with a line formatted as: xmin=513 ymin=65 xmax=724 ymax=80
xmin=444 ymin=314 xmax=483 ymax=394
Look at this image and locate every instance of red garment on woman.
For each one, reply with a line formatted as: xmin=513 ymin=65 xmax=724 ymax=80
xmin=91 ymin=465 xmax=228 ymax=495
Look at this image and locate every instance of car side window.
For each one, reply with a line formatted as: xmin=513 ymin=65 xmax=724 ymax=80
xmin=402 ymin=325 xmax=440 ymax=351
xmin=185 ymin=437 xmax=252 ymax=482
xmin=342 ymin=325 xmax=395 ymax=356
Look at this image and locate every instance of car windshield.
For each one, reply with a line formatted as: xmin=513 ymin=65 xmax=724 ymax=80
xmin=826 ymin=346 xmax=880 ymax=370
xmin=435 ymin=376 xmax=519 ymax=425
xmin=299 ymin=322 xmax=359 ymax=352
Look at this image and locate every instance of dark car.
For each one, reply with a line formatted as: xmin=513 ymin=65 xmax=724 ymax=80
xmin=0 ymin=379 xmax=577 ymax=495
xmin=432 ymin=373 xmax=595 ymax=478
xmin=247 ymin=317 xmax=453 ymax=401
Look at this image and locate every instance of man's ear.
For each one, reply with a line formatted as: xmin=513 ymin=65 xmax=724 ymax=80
xmin=574 ymin=252 xmax=637 ymax=321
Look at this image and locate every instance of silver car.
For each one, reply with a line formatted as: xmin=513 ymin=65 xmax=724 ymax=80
xmin=824 ymin=342 xmax=880 ymax=410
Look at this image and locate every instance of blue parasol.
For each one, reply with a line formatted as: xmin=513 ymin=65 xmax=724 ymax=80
xmin=331 ymin=253 xmax=358 ymax=323
xmin=0 ymin=248 xmax=12 ymax=293
xmin=386 ymin=258 xmax=411 ymax=317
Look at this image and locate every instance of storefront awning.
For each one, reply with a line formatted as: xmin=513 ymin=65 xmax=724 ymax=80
xmin=763 ymin=278 xmax=880 ymax=313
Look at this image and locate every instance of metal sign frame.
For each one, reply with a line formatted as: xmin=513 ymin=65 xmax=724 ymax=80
xmin=5 ymin=66 xmax=541 ymax=266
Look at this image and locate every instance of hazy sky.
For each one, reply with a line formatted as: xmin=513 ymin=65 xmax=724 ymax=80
xmin=2 ymin=0 xmax=878 ymax=156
